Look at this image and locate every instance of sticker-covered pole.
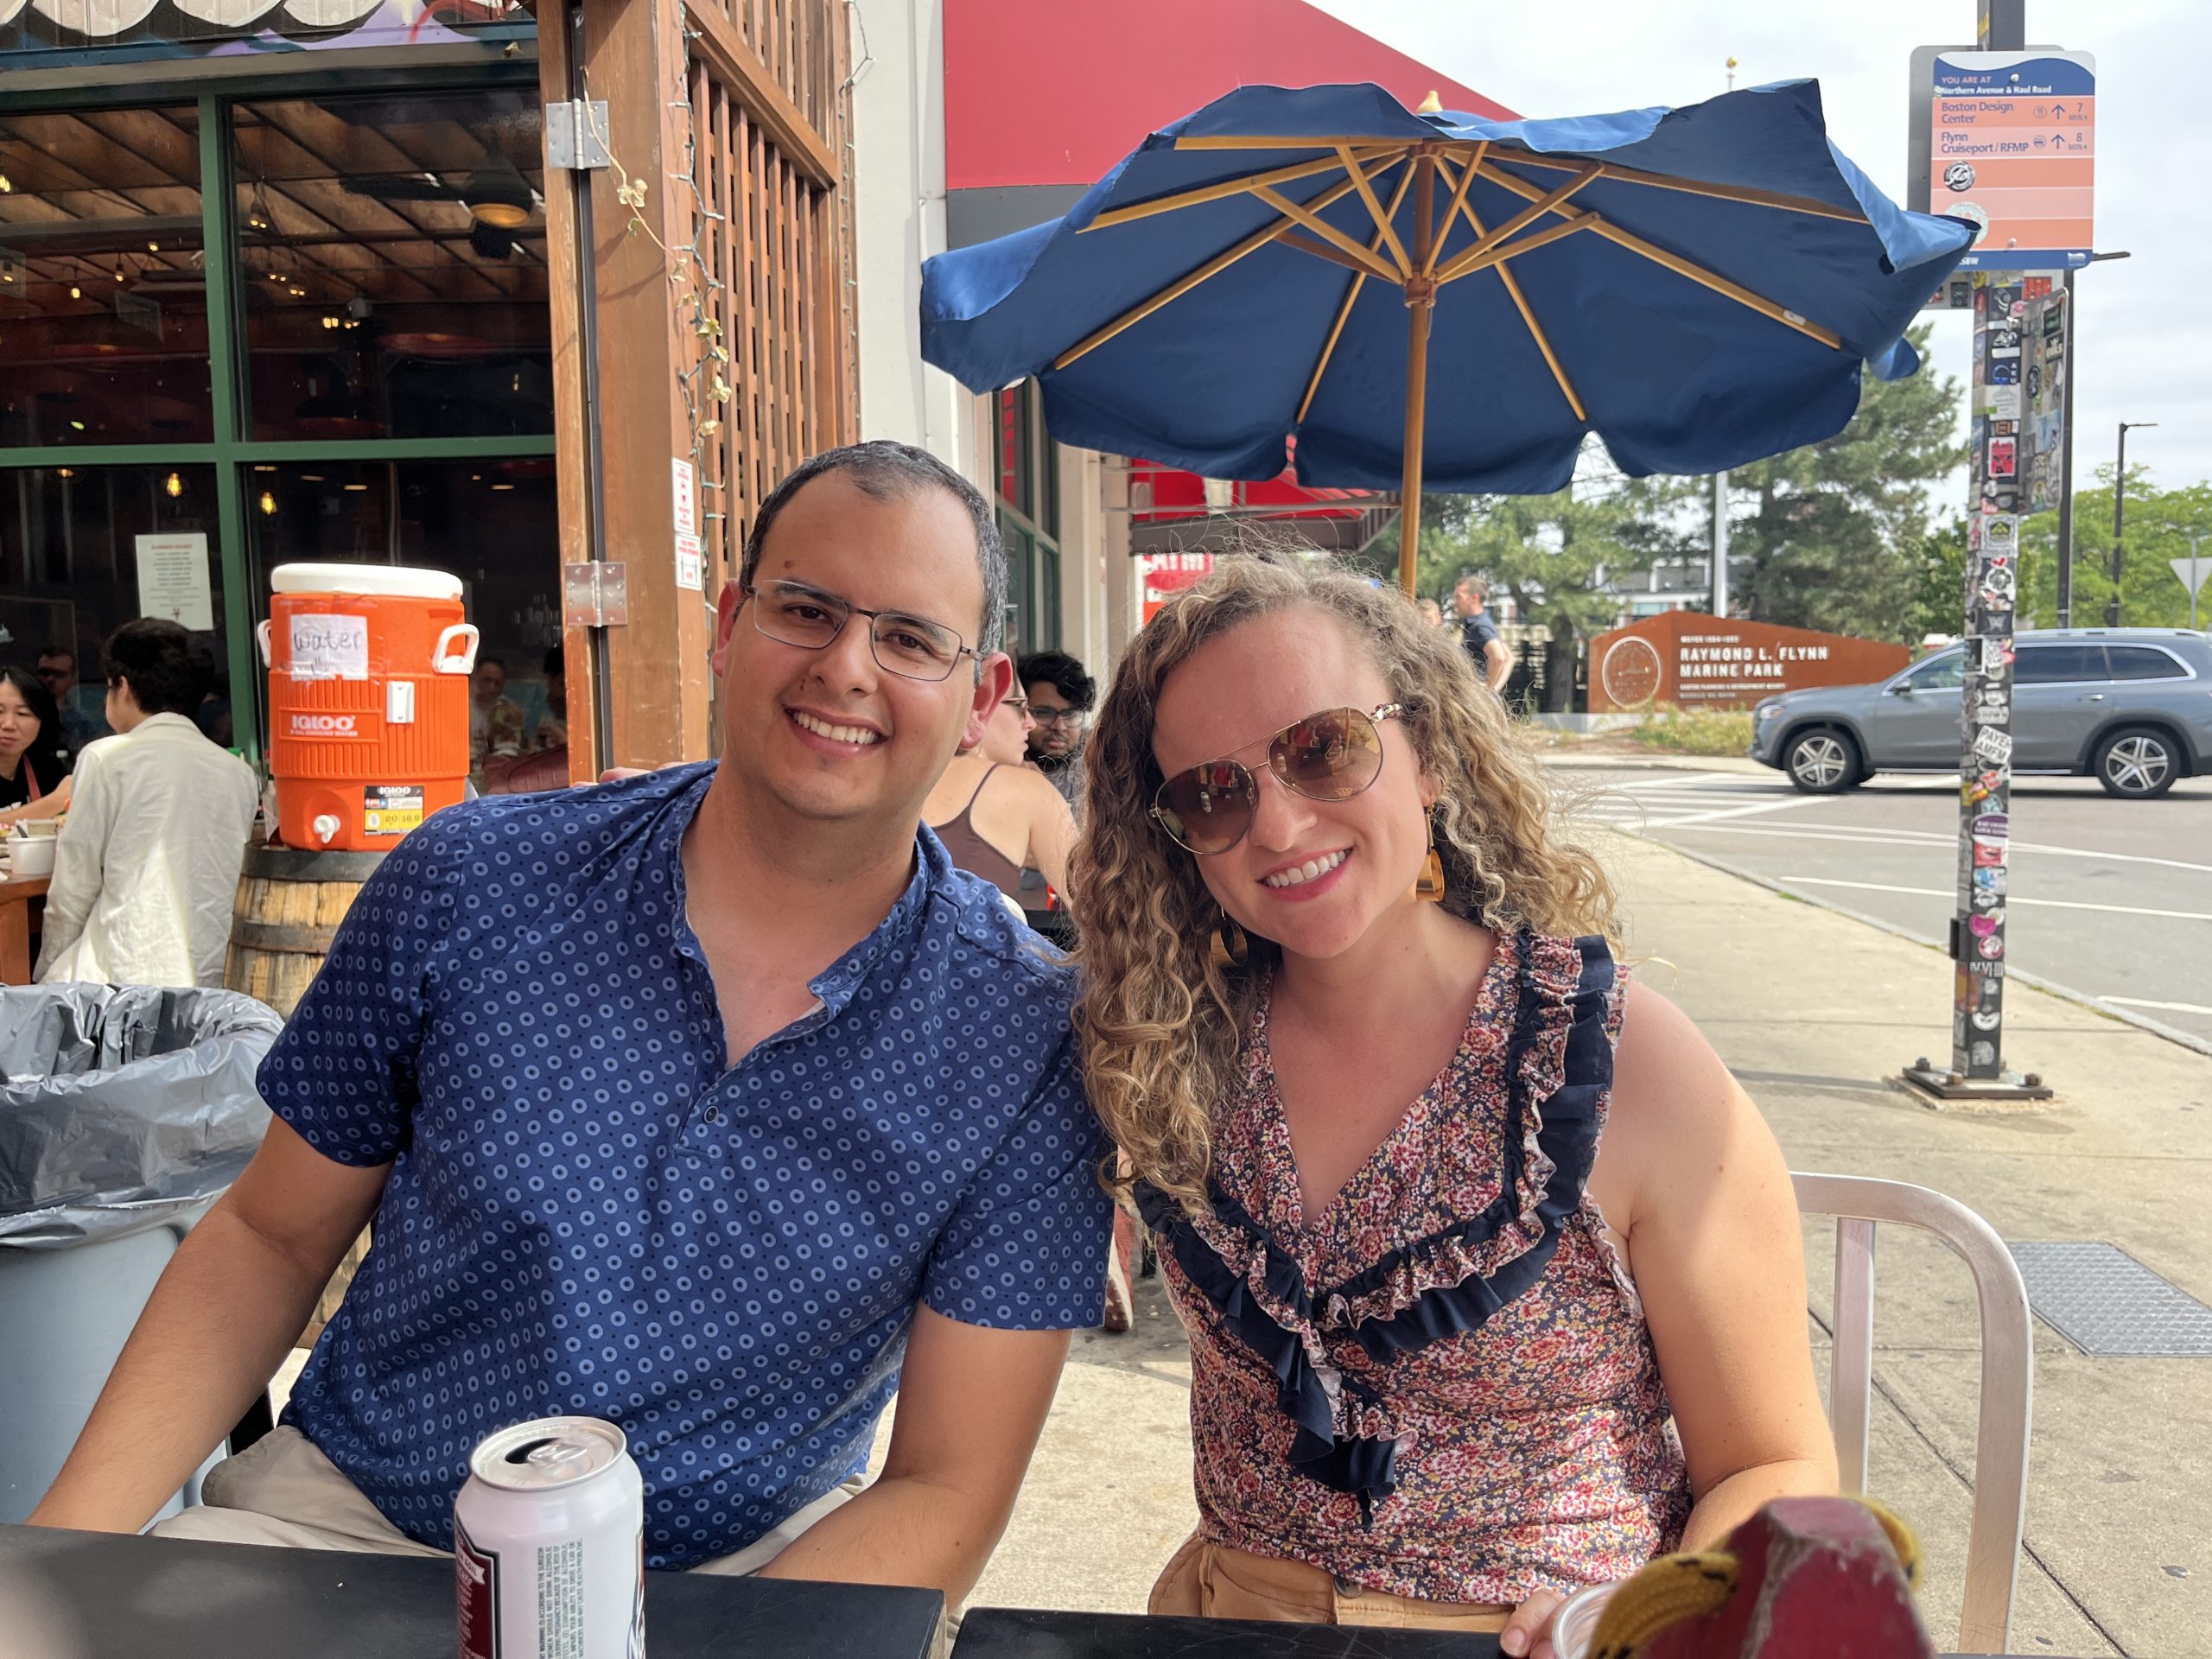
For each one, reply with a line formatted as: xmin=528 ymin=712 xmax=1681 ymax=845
xmin=1953 ymin=270 xmax=2020 ymax=1081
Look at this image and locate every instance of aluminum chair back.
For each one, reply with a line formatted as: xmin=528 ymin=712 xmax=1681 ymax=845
xmin=1790 ymin=1172 xmax=2033 ymax=1655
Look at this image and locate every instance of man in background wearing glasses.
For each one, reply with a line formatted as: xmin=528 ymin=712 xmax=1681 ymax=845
xmin=1017 ymin=650 xmax=1095 ymax=818
xmin=31 ymin=442 xmax=1110 ymax=1622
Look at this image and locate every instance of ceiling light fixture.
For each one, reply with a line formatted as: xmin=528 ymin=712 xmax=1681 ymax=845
xmin=343 ymin=482 xmax=368 ymax=492
xmin=164 ymin=472 xmax=183 ymax=499
xmin=56 ymin=467 xmax=74 ymax=479
xmin=69 ymin=284 xmax=80 ymax=299
xmin=258 ymin=490 xmax=276 ymax=515
xmin=245 ymin=187 xmax=276 ymax=235
xmin=461 ymin=156 xmax=535 ymax=229
xmin=0 ymin=174 xmax=11 ymax=194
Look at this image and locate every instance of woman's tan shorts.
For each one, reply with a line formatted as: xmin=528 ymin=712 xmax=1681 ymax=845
xmin=1149 ymin=1532 xmax=1512 ymax=1631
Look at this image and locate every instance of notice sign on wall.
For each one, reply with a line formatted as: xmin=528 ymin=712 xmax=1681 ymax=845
xmin=1929 ymin=49 xmax=2095 ymax=270
xmin=1586 ymin=613 xmax=1912 ymax=712
xmin=133 ymin=533 xmax=214 ymax=632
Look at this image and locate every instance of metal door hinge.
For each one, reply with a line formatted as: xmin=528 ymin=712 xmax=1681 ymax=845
xmin=564 ymin=562 xmax=629 ymax=627
xmin=545 ymin=100 xmax=613 ymax=170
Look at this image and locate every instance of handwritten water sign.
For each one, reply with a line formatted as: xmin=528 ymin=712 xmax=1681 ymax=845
xmin=289 ymin=613 xmax=371 ymax=682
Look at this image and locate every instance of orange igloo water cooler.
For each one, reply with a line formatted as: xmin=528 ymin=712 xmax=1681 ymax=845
xmin=258 ymin=563 xmax=479 ymax=852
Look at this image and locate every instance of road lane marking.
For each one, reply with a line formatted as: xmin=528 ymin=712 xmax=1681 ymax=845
xmin=1649 ymin=821 xmax=2212 ymax=877
xmin=2097 ymin=995 xmax=2212 ymax=1015
xmin=1774 ymin=875 xmax=2212 ymax=923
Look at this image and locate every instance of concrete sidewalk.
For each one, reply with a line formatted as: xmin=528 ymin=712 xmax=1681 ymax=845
xmin=970 ymin=833 xmax=2209 ymax=1657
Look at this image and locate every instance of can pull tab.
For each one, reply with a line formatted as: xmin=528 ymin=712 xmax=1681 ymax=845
xmin=312 ymin=813 xmax=341 ymax=847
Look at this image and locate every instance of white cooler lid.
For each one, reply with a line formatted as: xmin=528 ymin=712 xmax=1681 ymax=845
xmin=270 ymin=563 xmax=463 ymax=601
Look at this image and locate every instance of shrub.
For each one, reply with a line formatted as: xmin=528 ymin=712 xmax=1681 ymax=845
xmin=1627 ymin=702 xmax=1755 ymax=756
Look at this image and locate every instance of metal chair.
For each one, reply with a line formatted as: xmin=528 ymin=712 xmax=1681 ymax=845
xmin=1790 ymin=1173 xmax=2034 ymax=1656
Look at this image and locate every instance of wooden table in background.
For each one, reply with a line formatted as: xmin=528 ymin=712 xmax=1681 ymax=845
xmin=0 ymin=874 xmax=49 ymax=984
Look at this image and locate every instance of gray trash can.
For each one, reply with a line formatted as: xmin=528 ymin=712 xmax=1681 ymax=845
xmin=0 ymin=985 xmax=282 ymax=1524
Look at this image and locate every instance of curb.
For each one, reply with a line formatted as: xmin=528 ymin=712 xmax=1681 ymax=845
xmin=1618 ymin=832 xmax=2212 ymax=1063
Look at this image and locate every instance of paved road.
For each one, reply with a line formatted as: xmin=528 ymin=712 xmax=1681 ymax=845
xmin=1566 ymin=763 xmax=2212 ymax=1052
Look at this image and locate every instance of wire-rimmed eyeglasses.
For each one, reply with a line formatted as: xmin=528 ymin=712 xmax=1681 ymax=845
xmin=743 ymin=580 xmax=978 ymax=683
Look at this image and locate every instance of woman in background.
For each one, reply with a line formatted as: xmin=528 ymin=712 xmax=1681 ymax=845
xmin=924 ymin=690 xmax=1076 ymax=902
xmin=0 ymin=666 xmax=74 ymax=823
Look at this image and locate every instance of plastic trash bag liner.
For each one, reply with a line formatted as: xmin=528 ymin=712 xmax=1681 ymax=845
xmin=0 ymin=986 xmax=281 ymax=1249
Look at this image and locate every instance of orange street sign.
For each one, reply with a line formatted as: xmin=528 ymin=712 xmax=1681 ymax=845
xmin=1930 ymin=50 xmax=2095 ymax=270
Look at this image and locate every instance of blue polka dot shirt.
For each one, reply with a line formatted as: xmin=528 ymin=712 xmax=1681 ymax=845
xmin=264 ymin=763 xmax=1110 ymax=1567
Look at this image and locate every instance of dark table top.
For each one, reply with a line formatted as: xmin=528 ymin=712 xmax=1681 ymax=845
xmin=0 ymin=1524 xmax=943 ymax=1659
xmin=950 ymin=1606 xmax=2079 ymax=1659
xmin=955 ymin=1607 xmax=1502 ymax=1657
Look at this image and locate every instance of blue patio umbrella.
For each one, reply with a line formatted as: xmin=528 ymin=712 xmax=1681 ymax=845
xmin=920 ymin=80 xmax=1975 ymax=590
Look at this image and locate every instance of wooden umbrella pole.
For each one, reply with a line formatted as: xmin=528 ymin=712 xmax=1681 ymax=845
xmin=1398 ymin=151 xmax=1437 ymax=595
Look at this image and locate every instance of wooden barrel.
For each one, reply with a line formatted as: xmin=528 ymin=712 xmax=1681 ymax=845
xmin=225 ymin=844 xmax=388 ymax=1020
xmin=226 ymin=843 xmax=389 ymax=1348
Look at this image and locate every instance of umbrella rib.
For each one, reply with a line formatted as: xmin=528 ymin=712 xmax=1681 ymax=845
xmin=1298 ymin=158 xmax=1419 ymax=423
xmin=1083 ymin=146 xmax=1406 ymax=232
xmin=1051 ymin=175 xmax=1366 ymax=372
xmin=1336 ymin=146 xmax=1414 ymax=276
xmin=1459 ymin=195 xmax=1588 ymax=423
xmin=1421 ymin=141 xmax=1487 ymax=279
xmin=1430 ymin=164 xmax=1599 ymax=283
xmin=1277 ymin=232 xmax=1389 ymax=278
xmin=1497 ymin=151 xmax=1869 ymax=223
xmin=1251 ymin=183 xmax=1403 ymax=283
xmin=1434 ymin=213 xmax=1598 ymax=283
xmin=1474 ymin=161 xmax=1846 ymax=350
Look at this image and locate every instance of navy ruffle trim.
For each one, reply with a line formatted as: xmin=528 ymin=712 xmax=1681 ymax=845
xmin=1138 ymin=933 xmax=1618 ymax=1514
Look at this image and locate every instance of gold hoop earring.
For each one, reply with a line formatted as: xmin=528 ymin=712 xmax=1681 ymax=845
xmin=1413 ymin=815 xmax=1447 ymax=904
xmin=1210 ymin=912 xmax=1250 ymax=969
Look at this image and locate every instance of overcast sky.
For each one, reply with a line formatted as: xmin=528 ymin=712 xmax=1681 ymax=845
xmin=1310 ymin=0 xmax=2207 ymax=499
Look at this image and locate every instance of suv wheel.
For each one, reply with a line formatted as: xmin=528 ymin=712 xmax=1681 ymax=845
xmin=1784 ymin=728 xmax=1862 ymax=793
xmin=2094 ymin=727 xmax=2180 ymax=798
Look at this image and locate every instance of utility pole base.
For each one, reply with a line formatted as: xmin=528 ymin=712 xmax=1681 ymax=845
xmin=1900 ymin=1061 xmax=2054 ymax=1104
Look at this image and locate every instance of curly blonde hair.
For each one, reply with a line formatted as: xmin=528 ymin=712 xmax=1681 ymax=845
xmin=1068 ymin=549 xmax=1617 ymax=1216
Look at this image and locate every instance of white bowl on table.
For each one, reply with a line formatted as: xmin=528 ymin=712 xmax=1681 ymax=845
xmin=4 ymin=836 xmax=56 ymax=878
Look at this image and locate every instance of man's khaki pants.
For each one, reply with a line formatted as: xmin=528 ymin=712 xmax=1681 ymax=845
xmin=153 ymin=1425 xmax=863 ymax=1574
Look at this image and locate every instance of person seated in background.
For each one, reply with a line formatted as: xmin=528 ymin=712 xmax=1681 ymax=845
xmin=533 ymin=645 xmax=569 ymax=751
xmin=481 ymin=646 xmax=571 ymax=796
xmin=0 ymin=666 xmax=74 ymax=824
xmin=1415 ymin=596 xmax=1445 ymax=630
xmin=924 ymin=688 xmax=1077 ymax=904
xmin=467 ymin=655 xmax=526 ymax=780
xmin=1018 ymin=649 xmax=1095 ymax=817
xmin=35 ymin=620 xmax=257 ymax=987
xmin=1070 ymin=551 xmax=1834 ymax=1655
xmin=36 ymin=645 xmax=111 ymax=755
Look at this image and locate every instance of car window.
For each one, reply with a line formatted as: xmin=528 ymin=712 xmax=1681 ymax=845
xmin=1904 ymin=653 xmax=1965 ymax=690
xmin=2105 ymin=645 xmax=2189 ymax=681
xmin=2016 ymin=645 xmax=2108 ymax=684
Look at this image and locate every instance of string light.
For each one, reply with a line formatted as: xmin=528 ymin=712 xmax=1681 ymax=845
xmin=0 ymin=174 xmax=11 ymax=193
xmin=68 ymin=284 xmax=80 ymax=299
xmin=258 ymin=491 xmax=277 ymax=515
xmin=165 ymin=472 xmax=183 ymax=498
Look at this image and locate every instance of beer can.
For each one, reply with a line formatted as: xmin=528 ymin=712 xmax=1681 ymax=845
xmin=454 ymin=1416 xmax=645 ymax=1659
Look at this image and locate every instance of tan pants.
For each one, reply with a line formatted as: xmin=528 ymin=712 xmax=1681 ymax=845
xmin=1149 ymin=1533 xmax=1512 ymax=1631
xmin=152 ymin=1427 xmax=861 ymax=1575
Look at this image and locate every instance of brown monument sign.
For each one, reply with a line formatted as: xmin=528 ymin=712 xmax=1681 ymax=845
xmin=1587 ymin=613 xmax=1911 ymax=712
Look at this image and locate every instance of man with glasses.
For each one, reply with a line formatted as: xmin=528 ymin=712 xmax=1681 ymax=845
xmin=32 ymin=442 xmax=1109 ymax=1621
xmin=1016 ymin=650 xmax=1095 ymax=817
xmin=36 ymin=644 xmax=111 ymax=753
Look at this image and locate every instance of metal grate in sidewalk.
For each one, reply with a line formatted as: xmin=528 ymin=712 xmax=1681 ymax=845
xmin=2007 ymin=1242 xmax=2212 ymax=1357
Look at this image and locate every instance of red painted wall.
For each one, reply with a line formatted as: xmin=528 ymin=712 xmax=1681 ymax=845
xmin=944 ymin=0 xmax=1516 ymax=190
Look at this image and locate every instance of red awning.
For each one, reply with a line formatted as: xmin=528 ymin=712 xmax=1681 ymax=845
xmin=1128 ymin=453 xmax=1374 ymax=523
xmin=945 ymin=0 xmax=1516 ymax=192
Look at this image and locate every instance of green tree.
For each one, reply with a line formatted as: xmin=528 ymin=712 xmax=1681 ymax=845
xmin=1906 ymin=517 xmax=1968 ymax=642
xmin=1395 ymin=462 xmax=1696 ymax=709
xmin=2018 ymin=467 xmax=2212 ymax=630
xmin=1726 ymin=323 xmax=1966 ymax=642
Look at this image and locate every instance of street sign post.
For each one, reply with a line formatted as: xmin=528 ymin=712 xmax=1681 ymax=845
xmin=1904 ymin=12 xmax=2070 ymax=1105
xmin=2174 ymin=550 xmax=2209 ymax=631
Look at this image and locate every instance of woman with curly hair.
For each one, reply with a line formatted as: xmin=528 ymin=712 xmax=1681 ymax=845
xmin=1069 ymin=551 xmax=1833 ymax=1656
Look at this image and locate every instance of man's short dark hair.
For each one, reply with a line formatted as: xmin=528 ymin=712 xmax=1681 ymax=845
xmin=103 ymin=619 xmax=213 ymax=718
xmin=478 ymin=656 xmax=508 ymax=675
xmin=37 ymin=645 xmax=74 ymax=671
xmin=1017 ymin=649 xmax=1095 ymax=712
xmin=740 ymin=441 xmax=1008 ymax=655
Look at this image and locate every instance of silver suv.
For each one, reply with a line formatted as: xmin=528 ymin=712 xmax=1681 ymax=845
xmin=1749 ymin=630 xmax=2212 ymax=798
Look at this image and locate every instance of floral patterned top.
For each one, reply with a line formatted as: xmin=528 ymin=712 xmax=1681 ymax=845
xmin=1141 ymin=931 xmax=1692 ymax=1604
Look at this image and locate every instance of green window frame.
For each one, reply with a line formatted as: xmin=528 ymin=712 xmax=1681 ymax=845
xmin=0 ymin=61 xmax=550 ymax=771
xmin=989 ymin=380 xmax=1059 ymax=656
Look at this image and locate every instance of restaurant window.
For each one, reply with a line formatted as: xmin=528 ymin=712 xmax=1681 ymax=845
xmin=990 ymin=381 xmax=1060 ymax=654
xmin=232 ymin=88 xmax=552 ymax=442
xmin=0 ymin=462 xmax=231 ymax=749
xmin=246 ymin=457 xmax=562 ymax=777
xmin=0 ymin=107 xmax=212 ymax=448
